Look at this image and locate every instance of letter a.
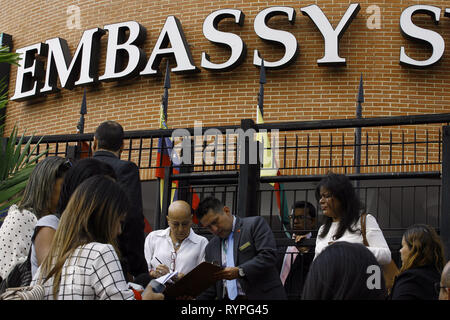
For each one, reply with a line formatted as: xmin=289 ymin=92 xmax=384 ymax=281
xmin=366 ymin=265 xmax=381 ymax=290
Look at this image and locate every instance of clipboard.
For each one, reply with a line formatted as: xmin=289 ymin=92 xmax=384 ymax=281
xmin=163 ymin=262 xmax=222 ymax=298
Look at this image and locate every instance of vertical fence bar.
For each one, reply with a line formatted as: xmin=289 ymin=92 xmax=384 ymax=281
xmin=306 ymin=134 xmax=310 ymax=171
xmin=341 ymin=133 xmax=345 ymax=174
xmin=389 ymin=131 xmax=393 ymax=166
xmin=295 ymin=135 xmax=298 ymax=174
xmin=318 ymin=134 xmax=321 ymax=171
xmin=138 ymin=137 xmax=143 ymax=168
xmin=237 ymin=119 xmax=260 ymax=218
xmin=329 ymin=133 xmax=333 ymax=171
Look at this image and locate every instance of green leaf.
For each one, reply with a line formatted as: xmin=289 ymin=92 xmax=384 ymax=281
xmin=0 ymin=165 xmax=35 ymax=190
xmin=0 ymin=179 xmax=27 ymax=204
xmin=0 ymin=46 xmax=21 ymax=66
xmin=0 ymin=197 xmax=21 ymax=213
xmin=0 ymin=126 xmax=17 ymax=180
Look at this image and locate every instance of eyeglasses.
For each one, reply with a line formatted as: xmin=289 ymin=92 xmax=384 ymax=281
xmin=170 ymin=251 xmax=177 ymax=272
xmin=434 ymin=282 xmax=447 ymax=294
xmin=289 ymin=215 xmax=314 ymax=221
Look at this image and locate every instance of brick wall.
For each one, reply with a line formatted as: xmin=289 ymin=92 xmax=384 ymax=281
xmin=1 ymin=0 xmax=449 ymax=178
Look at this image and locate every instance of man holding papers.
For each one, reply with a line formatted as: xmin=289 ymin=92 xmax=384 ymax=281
xmin=144 ymin=201 xmax=208 ymax=278
xmin=196 ymin=197 xmax=286 ymax=300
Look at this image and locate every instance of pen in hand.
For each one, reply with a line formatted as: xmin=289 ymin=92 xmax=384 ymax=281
xmin=152 ymin=257 xmax=170 ymax=278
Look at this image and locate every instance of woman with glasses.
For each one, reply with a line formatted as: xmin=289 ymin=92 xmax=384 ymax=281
xmin=0 ymin=156 xmax=70 ymax=283
xmin=144 ymin=200 xmax=208 ymax=279
xmin=388 ymin=224 xmax=445 ymax=300
xmin=313 ymin=172 xmax=391 ymax=266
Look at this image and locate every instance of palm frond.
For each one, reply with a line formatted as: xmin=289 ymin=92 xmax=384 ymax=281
xmin=0 ymin=46 xmax=20 ymax=66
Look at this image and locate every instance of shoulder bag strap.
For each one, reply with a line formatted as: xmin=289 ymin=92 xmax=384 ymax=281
xmin=360 ymin=213 xmax=369 ymax=247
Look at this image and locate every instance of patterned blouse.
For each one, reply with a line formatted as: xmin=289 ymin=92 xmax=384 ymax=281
xmin=0 ymin=205 xmax=37 ymax=280
xmin=31 ymin=242 xmax=135 ymax=300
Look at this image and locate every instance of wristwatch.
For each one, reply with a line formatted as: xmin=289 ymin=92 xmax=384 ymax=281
xmin=238 ymin=267 xmax=245 ymax=278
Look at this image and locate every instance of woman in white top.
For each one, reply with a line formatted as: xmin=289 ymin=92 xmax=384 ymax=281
xmin=314 ymin=172 xmax=391 ymax=265
xmin=32 ymin=175 xmax=163 ymax=300
xmin=31 ymin=158 xmax=116 ymax=278
xmin=144 ymin=200 xmax=208 ymax=278
xmin=0 ymin=156 xmax=70 ymax=281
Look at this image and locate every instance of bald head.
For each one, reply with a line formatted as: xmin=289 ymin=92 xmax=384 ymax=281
xmin=168 ymin=200 xmax=192 ymax=219
xmin=440 ymin=261 xmax=450 ymax=300
xmin=167 ymin=201 xmax=192 ymax=243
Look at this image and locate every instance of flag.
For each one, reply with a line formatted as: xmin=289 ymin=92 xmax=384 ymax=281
xmin=255 ymin=61 xmax=290 ymax=233
xmin=155 ymin=62 xmax=201 ymax=223
xmin=155 ymin=84 xmax=178 ymax=210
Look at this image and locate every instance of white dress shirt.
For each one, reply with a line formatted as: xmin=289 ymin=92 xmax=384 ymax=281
xmin=314 ymin=214 xmax=391 ymax=265
xmin=144 ymin=227 xmax=208 ymax=275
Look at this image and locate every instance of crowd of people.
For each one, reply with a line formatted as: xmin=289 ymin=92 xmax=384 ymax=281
xmin=0 ymin=120 xmax=449 ymax=301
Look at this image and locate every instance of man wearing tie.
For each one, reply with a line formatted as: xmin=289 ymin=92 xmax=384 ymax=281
xmin=278 ymin=201 xmax=317 ymax=299
xmin=196 ymin=196 xmax=286 ymax=300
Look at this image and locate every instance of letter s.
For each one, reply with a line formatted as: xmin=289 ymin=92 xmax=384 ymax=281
xmin=253 ymin=6 xmax=298 ymax=69
xmin=399 ymin=5 xmax=444 ymax=67
xmin=201 ymin=9 xmax=246 ymax=71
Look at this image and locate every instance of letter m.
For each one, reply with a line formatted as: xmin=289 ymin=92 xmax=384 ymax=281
xmin=40 ymin=28 xmax=105 ymax=93
xmin=235 ymin=128 xmax=258 ymax=165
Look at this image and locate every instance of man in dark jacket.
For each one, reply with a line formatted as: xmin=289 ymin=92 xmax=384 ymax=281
xmin=196 ymin=196 xmax=286 ymax=300
xmin=93 ymin=120 xmax=147 ymax=279
xmin=277 ymin=201 xmax=317 ymax=299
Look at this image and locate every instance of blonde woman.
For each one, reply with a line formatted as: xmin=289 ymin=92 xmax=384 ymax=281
xmin=389 ymin=224 xmax=445 ymax=300
xmin=31 ymin=175 xmax=163 ymax=300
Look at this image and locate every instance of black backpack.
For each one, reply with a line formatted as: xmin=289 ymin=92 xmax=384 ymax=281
xmin=0 ymin=249 xmax=32 ymax=294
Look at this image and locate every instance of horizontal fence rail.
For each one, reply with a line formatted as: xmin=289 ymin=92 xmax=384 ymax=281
xmin=9 ymin=113 xmax=450 ymax=180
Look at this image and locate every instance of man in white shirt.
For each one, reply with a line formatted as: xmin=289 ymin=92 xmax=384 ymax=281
xmin=144 ymin=200 xmax=208 ymax=278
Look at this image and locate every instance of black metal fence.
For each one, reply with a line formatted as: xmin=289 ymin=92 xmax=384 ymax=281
xmin=6 ymin=112 xmax=450 ymax=298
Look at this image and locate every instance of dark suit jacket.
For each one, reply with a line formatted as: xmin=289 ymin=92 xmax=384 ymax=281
xmin=277 ymin=250 xmax=315 ymax=300
xmin=276 ymin=231 xmax=317 ymax=299
xmin=389 ymin=264 xmax=440 ymax=300
xmin=197 ymin=216 xmax=287 ymax=300
xmin=93 ymin=150 xmax=147 ymax=277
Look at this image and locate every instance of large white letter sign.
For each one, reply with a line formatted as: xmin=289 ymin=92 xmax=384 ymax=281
xmin=11 ymin=43 xmax=47 ymax=101
xmin=99 ymin=21 xmax=147 ymax=81
xmin=40 ymin=28 xmax=105 ymax=93
xmin=399 ymin=5 xmax=444 ymax=68
xmin=301 ymin=3 xmax=360 ymax=66
xmin=201 ymin=9 xmax=246 ymax=71
xmin=141 ymin=16 xmax=198 ymax=75
xmin=253 ymin=6 xmax=298 ymax=68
